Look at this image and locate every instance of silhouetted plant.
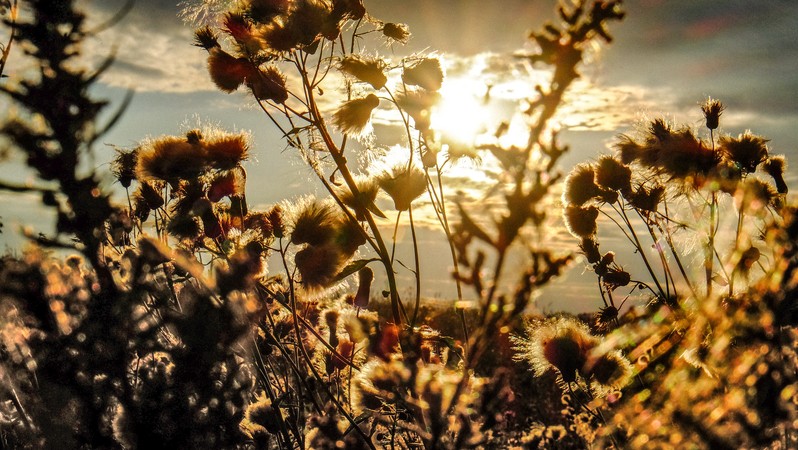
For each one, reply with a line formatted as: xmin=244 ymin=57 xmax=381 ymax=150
xmin=1 ymin=0 xmax=796 ymax=449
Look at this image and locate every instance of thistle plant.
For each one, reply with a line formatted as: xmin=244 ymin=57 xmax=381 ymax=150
xmin=1 ymin=0 xmax=796 ymax=449
xmin=543 ymin=98 xmax=795 ymax=447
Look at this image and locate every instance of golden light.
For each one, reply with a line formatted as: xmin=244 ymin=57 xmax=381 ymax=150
xmin=431 ymin=76 xmax=491 ymax=144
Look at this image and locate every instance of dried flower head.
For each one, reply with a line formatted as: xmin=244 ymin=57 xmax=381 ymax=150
xmin=339 ymin=55 xmax=387 ymax=90
xmin=382 ymin=22 xmax=410 ymax=44
xmin=207 ymin=171 xmax=238 ymax=202
xmin=657 ymin=128 xmax=718 ymax=181
xmin=224 ymin=12 xmax=263 ymax=55
xmin=512 ymin=316 xmax=598 ymax=383
xmin=580 ymin=236 xmax=601 ymax=264
xmin=720 ymin=132 xmax=769 ymax=174
xmin=353 ymin=359 xmax=411 ymax=411
xmin=564 ymin=205 xmax=599 ymax=238
xmin=334 ymin=175 xmax=382 ymax=220
xmin=244 ymin=211 xmax=274 ymax=240
xmin=331 ymin=0 xmax=365 ymax=21
xmin=377 ymin=164 xmax=427 ymax=211
xmin=595 ymin=155 xmax=631 ymax=193
xmin=194 ymin=25 xmax=219 ymax=50
xmin=701 ymin=98 xmax=724 ymax=130
xmin=332 ymin=94 xmax=380 ymax=136
xmin=244 ymin=393 xmax=282 ymax=435
xmin=736 ymin=245 xmax=761 ymax=276
xmin=288 ymin=197 xmax=342 ymax=246
xmin=167 ymin=215 xmax=203 ymax=241
xmin=247 ymin=0 xmax=291 ymax=22
xmin=207 ymin=47 xmax=251 ymax=93
xmin=260 ymin=0 xmax=331 ymax=51
xmin=762 ymin=155 xmax=788 ymax=194
xmin=268 ymin=204 xmax=285 ymax=238
xmin=133 ymin=181 xmax=163 ymax=218
xmin=627 ymin=184 xmax=664 ymax=213
xmin=295 ymin=243 xmax=346 ymax=289
xmin=136 ymin=135 xmax=206 ymax=182
xmin=204 ymin=133 xmax=250 ymax=170
xmin=564 ymin=163 xmax=601 ymax=206
xmin=111 ymin=147 xmax=139 ymax=188
xmin=584 ymin=349 xmax=633 ymax=389
xmin=334 ymin=216 xmax=366 ymax=255
xmin=247 ymin=65 xmax=288 ymax=103
xmin=602 ymin=267 xmax=631 ymax=289
xmin=402 ymin=57 xmax=444 ymax=91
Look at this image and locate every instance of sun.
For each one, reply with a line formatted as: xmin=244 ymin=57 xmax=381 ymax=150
xmin=431 ymin=76 xmax=491 ymax=144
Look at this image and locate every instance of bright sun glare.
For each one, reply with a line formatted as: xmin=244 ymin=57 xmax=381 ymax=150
xmin=432 ymin=76 xmax=491 ymax=144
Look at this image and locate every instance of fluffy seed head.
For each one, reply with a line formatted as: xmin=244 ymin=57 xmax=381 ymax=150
xmin=334 ymin=175 xmax=381 ymax=221
xmin=512 ymin=317 xmax=598 ymax=383
xmin=701 ymin=98 xmax=724 ymax=130
xmin=354 ymin=360 xmax=411 ymax=411
xmin=332 ymin=94 xmax=380 ymax=136
xmin=204 ymin=133 xmax=250 ymax=170
xmin=136 ymin=136 xmax=206 ymax=182
xmin=580 ymin=237 xmax=601 ymax=264
xmin=247 ymin=66 xmax=288 ymax=103
xmin=224 ymin=12 xmax=263 ymax=55
xmin=762 ymin=155 xmax=788 ymax=194
xmin=737 ymin=178 xmax=780 ymax=212
xmin=564 ymin=163 xmax=600 ymax=206
xmin=339 ymin=55 xmax=387 ymax=90
xmin=247 ymin=0 xmax=291 ymax=22
xmin=595 ymin=155 xmax=631 ymax=192
xmin=288 ymin=197 xmax=342 ymax=246
xmin=382 ymin=22 xmax=410 ymax=43
xmin=584 ymin=350 xmax=633 ymax=388
xmin=627 ymin=184 xmax=664 ymax=213
xmin=111 ymin=147 xmax=139 ymax=188
xmin=657 ymin=128 xmax=718 ymax=181
xmin=396 ymin=89 xmax=440 ymax=132
xmin=207 ymin=48 xmax=251 ymax=92
xmin=402 ymin=58 xmax=444 ymax=91
xmin=295 ymin=243 xmax=346 ymax=289
xmin=564 ymin=205 xmax=599 ymax=238
xmin=377 ymin=164 xmax=428 ymax=211
xmin=720 ymin=132 xmax=769 ymax=174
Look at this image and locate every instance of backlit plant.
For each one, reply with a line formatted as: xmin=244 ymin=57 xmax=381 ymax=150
xmin=0 ymin=0 xmax=794 ymax=449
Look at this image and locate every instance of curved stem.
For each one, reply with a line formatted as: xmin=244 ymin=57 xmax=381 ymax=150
xmin=409 ymin=206 xmax=421 ymax=327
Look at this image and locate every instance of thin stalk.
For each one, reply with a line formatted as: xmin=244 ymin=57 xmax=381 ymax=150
xmin=660 ymin=199 xmax=698 ymax=299
xmin=636 ymin=210 xmax=674 ymax=299
xmin=408 ymin=206 xmax=421 ymax=327
xmin=706 ymin=192 xmax=717 ymax=297
xmin=617 ymin=206 xmax=667 ymax=300
xmin=729 ymin=199 xmax=746 ymax=296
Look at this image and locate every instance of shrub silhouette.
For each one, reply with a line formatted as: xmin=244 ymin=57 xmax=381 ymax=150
xmin=0 ymin=0 xmax=795 ymax=449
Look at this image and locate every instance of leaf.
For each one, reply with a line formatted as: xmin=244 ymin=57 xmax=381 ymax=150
xmin=282 ymin=125 xmax=312 ymax=138
xmin=711 ymin=273 xmax=728 ymax=287
xmin=366 ymin=200 xmax=387 ymax=219
xmin=332 ymin=258 xmax=378 ymax=283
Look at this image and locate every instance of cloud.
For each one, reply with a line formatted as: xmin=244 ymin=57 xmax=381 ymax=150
xmin=82 ymin=0 xmax=215 ymax=93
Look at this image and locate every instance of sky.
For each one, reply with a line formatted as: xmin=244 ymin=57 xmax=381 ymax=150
xmin=1 ymin=0 xmax=797 ymax=313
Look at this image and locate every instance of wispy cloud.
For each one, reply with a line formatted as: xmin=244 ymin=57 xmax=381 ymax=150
xmin=83 ymin=1 xmax=214 ymax=93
